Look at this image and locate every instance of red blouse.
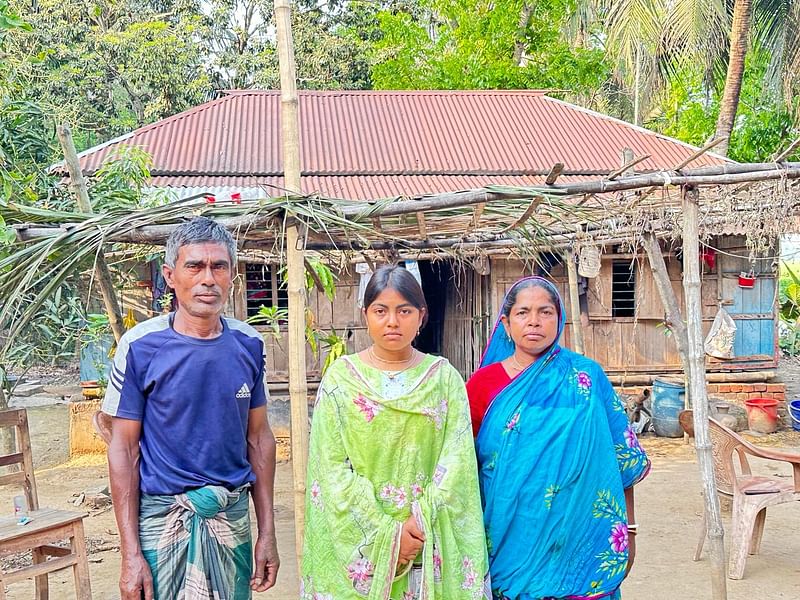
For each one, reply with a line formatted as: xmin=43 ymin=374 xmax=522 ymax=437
xmin=465 ymin=362 xmax=514 ymax=437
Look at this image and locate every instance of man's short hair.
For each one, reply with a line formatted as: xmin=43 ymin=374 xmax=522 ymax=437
xmin=164 ymin=217 xmax=237 ymax=268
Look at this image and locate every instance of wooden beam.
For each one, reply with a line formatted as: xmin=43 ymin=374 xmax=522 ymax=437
xmin=607 ymin=153 xmax=650 ymax=180
xmin=333 ymin=163 xmax=800 ymax=218
xmin=772 ymin=137 xmax=800 ymax=163
xmin=544 ymin=163 xmax=565 ymax=185
xmin=416 ymin=211 xmax=428 ymax=239
xmin=470 ymin=203 xmax=486 ymax=229
xmin=13 ymin=162 xmax=800 ymax=248
xmin=682 ymin=186 xmax=728 ymax=598
xmin=564 ymin=249 xmax=584 ymax=354
xmin=673 ymin=137 xmax=727 ymax=171
xmin=56 ymin=124 xmax=126 ymax=343
xmin=607 ymin=369 xmax=777 ymax=385
xmin=634 ymin=138 xmax=728 ymax=204
xmin=643 ymin=232 xmax=688 ymax=356
xmin=275 ymin=0 xmax=309 ymax=562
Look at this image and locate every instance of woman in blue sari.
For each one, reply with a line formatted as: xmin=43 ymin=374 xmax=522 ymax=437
xmin=466 ymin=276 xmax=650 ymax=600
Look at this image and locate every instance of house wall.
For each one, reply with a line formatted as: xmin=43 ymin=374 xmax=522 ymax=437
xmin=440 ymin=265 xmax=492 ymax=378
xmin=120 ymin=234 xmax=778 ymax=383
xmin=233 ymin=263 xmax=368 ymax=382
xmin=489 ymin=234 xmax=778 ymax=376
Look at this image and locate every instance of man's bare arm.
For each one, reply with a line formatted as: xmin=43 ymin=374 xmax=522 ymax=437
xmin=247 ymin=405 xmax=279 ymax=592
xmin=108 ymin=416 xmax=154 ymax=600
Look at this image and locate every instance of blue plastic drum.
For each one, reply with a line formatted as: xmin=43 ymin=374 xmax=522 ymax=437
xmin=652 ymin=378 xmax=686 ymax=438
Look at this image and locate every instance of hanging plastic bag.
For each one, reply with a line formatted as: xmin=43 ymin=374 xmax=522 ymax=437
xmin=356 ymin=263 xmax=373 ymax=308
xmin=704 ymin=307 xmax=737 ymax=359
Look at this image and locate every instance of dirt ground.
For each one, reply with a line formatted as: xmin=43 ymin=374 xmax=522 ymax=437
xmin=1 ymin=385 xmax=799 ymax=598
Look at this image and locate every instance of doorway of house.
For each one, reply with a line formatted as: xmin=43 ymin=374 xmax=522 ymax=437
xmin=415 ymin=260 xmax=451 ymax=356
xmin=412 ymin=259 xmax=491 ymax=377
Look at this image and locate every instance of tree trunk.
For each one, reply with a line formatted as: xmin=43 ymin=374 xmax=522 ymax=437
xmin=713 ymin=0 xmax=753 ymax=157
xmin=275 ymin=0 xmax=310 ymax=562
xmin=642 ymin=232 xmax=689 ymax=367
xmin=56 ymin=124 xmax=126 ymax=344
xmin=682 ymin=187 xmax=728 ymax=599
xmin=512 ymin=4 xmax=534 ymax=66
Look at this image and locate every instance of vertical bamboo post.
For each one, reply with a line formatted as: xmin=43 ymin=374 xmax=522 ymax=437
xmin=565 ymin=249 xmax=584 ymax=354
xmin=682 ymin=186 xmax=728 ymax=599
xmin=56 ymin=124 xmax=125 ymax=343
xmin=274 ymin=0 xmax=309 ymax=562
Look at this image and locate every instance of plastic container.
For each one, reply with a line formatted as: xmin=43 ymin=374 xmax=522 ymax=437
xmin=652 ymin=378 xmax=686 ymax=438
xmin=744 ymin=397 xmax=779 ymax=434
xmin=788 ymin=400 xmax=800 ymax=432
xmin=738 ymin=271 xmax=756 ymax=288
xmin=79 ymin=334 xmax=113 ymax=383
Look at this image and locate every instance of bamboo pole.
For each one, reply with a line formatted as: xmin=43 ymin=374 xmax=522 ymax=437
xmin=565 ymin=249 xmax=584 ymax=354
xmin=682 ymin=186 xmax=728 ymax=599
xmin=56 ymin=124 xmax=126 ymax=343
xmin=607 ymin=369 xmax=776 ymax=386
xmin=274 ymin=0 xmax=309 ymax=562
xmin=13 ymin=160 xmax=800 ymax=249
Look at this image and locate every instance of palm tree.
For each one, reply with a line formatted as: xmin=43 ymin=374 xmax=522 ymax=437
xmin=586 ymin=0 xmax=799 ymax=156
xmin=713 ymin=0 xmax=753 ymax=156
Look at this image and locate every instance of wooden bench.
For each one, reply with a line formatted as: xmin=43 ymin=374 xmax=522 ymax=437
xmin=0 ymin=409 xmax=92 ymax=599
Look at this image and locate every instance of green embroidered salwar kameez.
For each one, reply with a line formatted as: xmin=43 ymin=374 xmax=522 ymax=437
xmin=302 ymin=354 xmax=490 ymax=600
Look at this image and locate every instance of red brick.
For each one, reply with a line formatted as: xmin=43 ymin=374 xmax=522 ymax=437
xmin=737 ymin=393 xmax=749 ymax=402
xmin=766 ymin=384 xmax=785 ymax=393
xmin=706 ymin=384 xmax=719 ymax=393
xmin=753 ymin=383 xmax=767 ymax=392
xmin=717 ymin=384 xmax=731 ymax=393
xmin=748 ymin=392 xmax=764 ymax=399
xmin=773 ymin=392 xmax=786 ymax=401
xmin=728 ymin=384 xmax=743 ymax=393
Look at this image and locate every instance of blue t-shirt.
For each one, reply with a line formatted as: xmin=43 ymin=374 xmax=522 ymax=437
xmin=102 ymin=313 xmax=269 ymax=495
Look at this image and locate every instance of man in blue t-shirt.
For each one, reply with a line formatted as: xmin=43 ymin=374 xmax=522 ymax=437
xmin=102 ymin=217 xmax=279 ymax=600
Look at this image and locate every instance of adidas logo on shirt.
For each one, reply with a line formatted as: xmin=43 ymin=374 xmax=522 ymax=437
xmin=236 ymin=383 xmax=251 ymax=400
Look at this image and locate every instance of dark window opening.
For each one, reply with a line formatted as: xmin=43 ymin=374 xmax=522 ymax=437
xmin=245 ymin=263 xmax=288 ymax=318
xmin=612 ymin=260 xmax=636 ymax=317
xmin=534 ymin=252 xmax=562 ymax=277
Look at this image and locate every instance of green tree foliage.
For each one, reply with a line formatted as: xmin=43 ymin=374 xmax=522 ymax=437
xmin=4 ymin=0 xmax=380 ymax=146
xmin=0 ymin=1 xmax=55 ymax=205
xmin=370 ymin=0 xmax=609 ymax=93
xmin=6 ymin=0 xmax=211 ymax=139
xmin=648 ymin=50 xmax=799 ymax=163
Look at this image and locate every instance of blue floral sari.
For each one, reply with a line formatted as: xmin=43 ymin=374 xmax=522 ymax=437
xmin=475 ymin=277 xmax=650 ymax=600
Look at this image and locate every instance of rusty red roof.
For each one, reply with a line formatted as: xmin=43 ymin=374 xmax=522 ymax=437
xmin=65 ymin=90 xmax=728 ymax=200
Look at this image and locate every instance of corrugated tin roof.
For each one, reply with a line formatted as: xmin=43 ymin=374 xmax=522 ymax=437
xmin=64 ymin=90 xmax=729 ymax=199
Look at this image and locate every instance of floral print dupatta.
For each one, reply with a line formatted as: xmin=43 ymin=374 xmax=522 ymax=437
xmin=302 ymin=354 xmax=490 ymax=600
xmin=475 ymin=277 xmax=650 ymax=600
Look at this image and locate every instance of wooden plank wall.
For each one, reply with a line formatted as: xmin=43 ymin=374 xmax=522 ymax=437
xmin=441 ymin=266 xmax=492 ymax=378
xmin=714 ymin=236 xmax=777 ymax=364
xmin=223 ymin=235 xmax=778 ymax=382
xmin=233 ymin=266 xmax=366 ymax=381
xmin=489 ymin=235 xmax=778 ymax=375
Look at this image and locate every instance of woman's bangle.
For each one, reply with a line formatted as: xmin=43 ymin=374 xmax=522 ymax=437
xmin=628 ymin=523 xmax=638 ymax=535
